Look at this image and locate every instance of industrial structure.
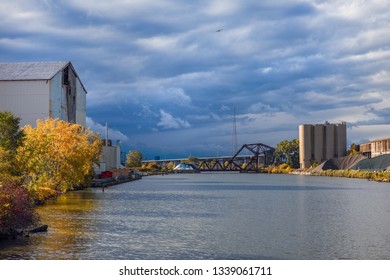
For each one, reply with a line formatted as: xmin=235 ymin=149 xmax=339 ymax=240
xmin=0 ymin=61 xmax=86 ymax=126
xmin=94 ymin=122 xmax=123 ymax=174
xmin=143 ymin=143 xmax=275 ymax=172
xmin=299 ymin=122 xmax=347 ymax=169
xmin=0 ymin=61 xmax=122 ymax=174
xmin=359 ymin=137 xmax=390 ymax=158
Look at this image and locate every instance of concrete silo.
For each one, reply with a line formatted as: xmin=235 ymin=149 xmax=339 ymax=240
xmin=336 ymin=122 xmax=347 ymax=158
xmin=299 ymin=121 xmax=347 ymax=169
xmin=314 ymin=124 xmax=325 ymax=164
xmin=325 ymin=123 xmax=335 ymax=160
xmin=299 ymin=124 xmax=313 ymax=169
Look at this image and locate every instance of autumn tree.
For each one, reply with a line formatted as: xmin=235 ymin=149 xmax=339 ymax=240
xmin=165 ymin=161 xmax=175 ymax=170
xmin=146 ymin=161 xmax=160 ymax=170
xmin=347 ymin=143 xmax=360 ymax=155
xmin=16 ymin=118 xmax=102 ymax=201
xmin=181 ymin=157 xmax=199 ymax=164
xmin=125 ymin=150 xmax=143 ymax=168
xmin=274 ymin=139 xmax=299 ymax=168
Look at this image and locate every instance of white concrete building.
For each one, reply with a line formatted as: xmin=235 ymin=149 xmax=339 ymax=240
xmin=0 ymin=61 xmax=86 ymax=127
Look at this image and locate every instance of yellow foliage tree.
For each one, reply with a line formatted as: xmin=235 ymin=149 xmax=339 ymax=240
xmin=16 ymin=118 xmax=102 ymax=200
xmin=166 ymin=161 xmax=175 ymax=170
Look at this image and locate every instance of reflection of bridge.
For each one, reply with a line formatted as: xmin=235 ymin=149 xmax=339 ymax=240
xmin=142 ymin=143 xmax=275 ymax=172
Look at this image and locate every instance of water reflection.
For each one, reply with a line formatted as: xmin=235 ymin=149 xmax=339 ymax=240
xmin=1 ymin=173 xmax=390 ymax=260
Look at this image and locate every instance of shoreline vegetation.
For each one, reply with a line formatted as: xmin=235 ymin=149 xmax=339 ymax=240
xmin=136 ymin=162 xmax=390 ymax=183
xmin=292 ymin=169 xmax=390 ymax=183
xmin=1 ymin=114 xmax=102 ymax=241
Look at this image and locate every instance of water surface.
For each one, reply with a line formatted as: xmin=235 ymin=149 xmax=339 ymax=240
xmin=1 ymin=173 xmax=390 ymax=259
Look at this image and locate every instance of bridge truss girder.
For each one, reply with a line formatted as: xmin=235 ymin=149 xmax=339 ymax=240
xmin=198 ymin=143 xmax=275 ymax=172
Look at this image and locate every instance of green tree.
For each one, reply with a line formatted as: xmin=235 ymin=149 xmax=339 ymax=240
xmin=125 ymin=150 xmax=143 ymax=168
xmin=274 ymin=139 xmax=299 ymax=168
xmin=0 ymin=147 xmax=19 ymax=184
xmin=0 ymin=111 xmax=25 ymax=154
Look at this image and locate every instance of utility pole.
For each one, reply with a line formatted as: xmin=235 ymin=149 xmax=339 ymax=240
xmin=232 ymin=106 xmax=238 ymax=155
xmin=105 ymin=122 xmax=109 ymax=146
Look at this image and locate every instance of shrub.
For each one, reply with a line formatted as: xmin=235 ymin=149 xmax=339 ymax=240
xmin=0 ymin=181 xmax=37 ymax=234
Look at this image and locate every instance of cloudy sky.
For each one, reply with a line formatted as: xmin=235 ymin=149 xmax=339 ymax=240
xmin=1 ymin=0 xmax=390 ymax=159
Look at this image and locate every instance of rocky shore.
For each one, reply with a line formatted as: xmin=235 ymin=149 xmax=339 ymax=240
xmin=0 ymin=224 xmax=48 ymax=241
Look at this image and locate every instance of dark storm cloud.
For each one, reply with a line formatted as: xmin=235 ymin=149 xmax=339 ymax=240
xmin=1 ymin=0 xmax=390 ymax=157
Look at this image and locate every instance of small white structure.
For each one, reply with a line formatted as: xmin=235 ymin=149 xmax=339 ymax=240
xmin=94 ymin=144 xmax=122 ymax=174
xmin=174 ymin=163 xmax=198 ymax=171
xmin=0 ymin=61 xmax=87 ymax=127
xmin=94 ymin=123 xmax=123 ymax=174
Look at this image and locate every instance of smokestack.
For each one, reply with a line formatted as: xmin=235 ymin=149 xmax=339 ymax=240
xmin=105 ymin=122 xmax=109 ymax=147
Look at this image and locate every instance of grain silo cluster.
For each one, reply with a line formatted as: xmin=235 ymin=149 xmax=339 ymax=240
xmin=299 ymin=122 xmax=347 ymax=169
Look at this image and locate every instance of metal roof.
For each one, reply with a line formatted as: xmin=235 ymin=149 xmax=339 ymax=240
xmin=0 ymin=61 xmax=70 ymax=81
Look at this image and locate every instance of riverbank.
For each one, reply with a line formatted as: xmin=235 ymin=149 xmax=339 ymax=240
xmin=90 ymin=175 xmax=142 ymax=188
xmin=1 ymin=175 xmax=142 ymax=242
xmin=291 ymin=169 xmax=390 ymax=183
xmin=0 ymin=224 xmax=48 ymax=241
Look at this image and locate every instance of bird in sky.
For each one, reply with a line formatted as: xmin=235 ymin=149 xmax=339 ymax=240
xmin=216 ymin=29 xmax=223 ymax=32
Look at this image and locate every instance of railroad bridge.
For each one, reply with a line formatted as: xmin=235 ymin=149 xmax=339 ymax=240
xmin=142 ymin=143 xmax=275 ymax=172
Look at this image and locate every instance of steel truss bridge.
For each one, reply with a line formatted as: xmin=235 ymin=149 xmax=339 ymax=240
xmin=142 ymin=143 xmax=275 ymax=173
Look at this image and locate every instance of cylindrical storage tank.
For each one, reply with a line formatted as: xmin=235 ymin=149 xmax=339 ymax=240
xmin=336 ymin=122 xmax=347 ymax=158
xmin=314 ymin=124 xmax=324 ymax=164
xmin=325 ymin=124 xmax=335 ymax=160
xmin=299 ymin=124 xmax=313 ymax=169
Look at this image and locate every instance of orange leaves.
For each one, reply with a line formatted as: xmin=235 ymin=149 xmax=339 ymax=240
xmin=17 ymin=118 xmax=102 ymax=200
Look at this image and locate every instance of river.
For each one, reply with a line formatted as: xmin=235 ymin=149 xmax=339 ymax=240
xmin=1 ymin=173 xmax=390 ymax=260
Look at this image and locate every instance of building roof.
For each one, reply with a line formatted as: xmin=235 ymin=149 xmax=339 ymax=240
xmin=0 ymin=61 xmax=70 ymax=81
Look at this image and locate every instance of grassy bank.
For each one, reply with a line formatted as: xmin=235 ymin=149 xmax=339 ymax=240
xmin=309 ymin=169 xmax=390 ymax=182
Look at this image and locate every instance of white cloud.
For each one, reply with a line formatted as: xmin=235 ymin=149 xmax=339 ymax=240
xmin=0 ymin=38 xmax=41 ymax=50
xmin=157 ymin=110 xmax=191 ymax=129
xmin=66 ymin=0 xmax=173 ymax=19
xmin=86 ymin=117 xmax=129 ymax=143
xmin=165 ymin=87 xmax=192 ymax=106
xmin=248 ymin=102 xmax=279 ymax=114
xmin=205 ymin=0 xmax=241 ymax=16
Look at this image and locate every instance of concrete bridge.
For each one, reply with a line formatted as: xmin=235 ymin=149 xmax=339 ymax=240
xmin=142 ymin=143 xmax=275 ymax=172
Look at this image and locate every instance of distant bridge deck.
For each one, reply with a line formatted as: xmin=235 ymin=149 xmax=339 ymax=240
xmin=142 ymin=143 xmax=275 ymax=172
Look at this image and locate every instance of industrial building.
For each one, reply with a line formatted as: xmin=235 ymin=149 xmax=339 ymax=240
xmin=0 ymin=61 xmax=123 ymax=173
xmin=359 ymin=137 xmax=390 ymax=158
xmin=0 ymin=61 xmax=86 ymax=126
xmin=94 ymin=123 xmax=123 ymax=174
xmin=299 ymin=122 xmax=347 ymax=169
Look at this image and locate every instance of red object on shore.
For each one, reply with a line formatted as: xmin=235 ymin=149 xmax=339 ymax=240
xmin=100 ymin=171 xmax=113 ymax=178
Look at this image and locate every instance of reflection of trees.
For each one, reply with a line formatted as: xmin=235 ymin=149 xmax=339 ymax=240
xmin=35 ymin=190 xmax=99 ymax=259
